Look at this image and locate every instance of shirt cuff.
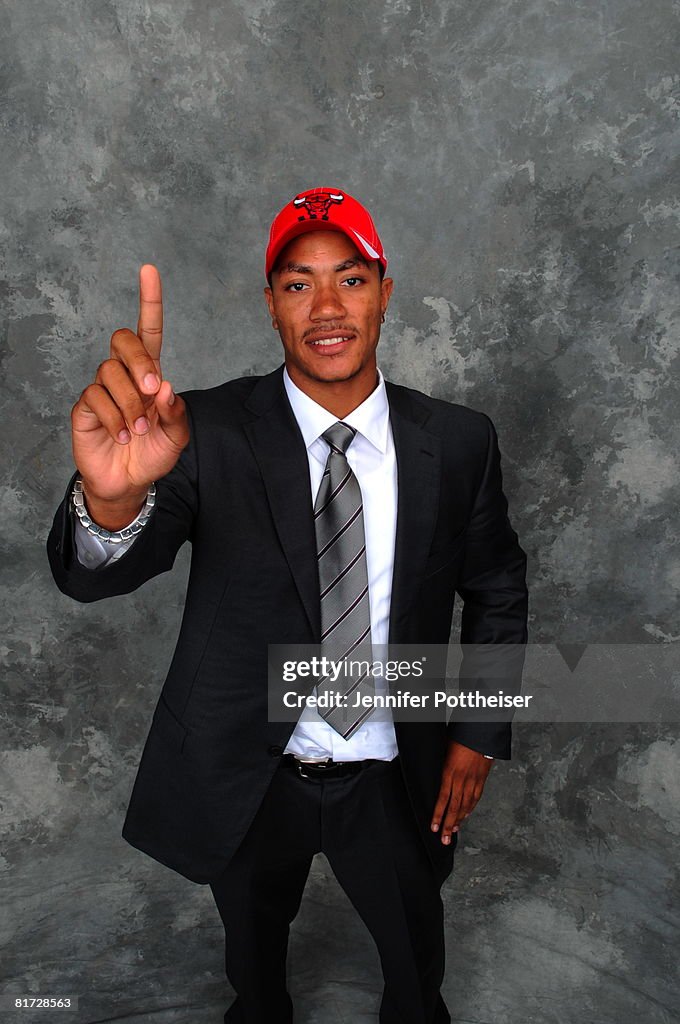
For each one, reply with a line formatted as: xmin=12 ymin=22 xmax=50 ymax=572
xmin=73 ymin=515 xmax=140 ymax=569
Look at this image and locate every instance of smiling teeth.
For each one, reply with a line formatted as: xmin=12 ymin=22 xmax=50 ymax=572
xmin=311 ymin=337 xmax=350 ymax=346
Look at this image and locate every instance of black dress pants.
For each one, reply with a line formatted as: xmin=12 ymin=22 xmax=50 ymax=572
xmin=208 ymin=756 xmax=452 ymax=1024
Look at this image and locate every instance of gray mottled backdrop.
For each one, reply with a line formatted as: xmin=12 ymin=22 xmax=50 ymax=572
xmin=2 ymin=1 xmax=679 ymax=1022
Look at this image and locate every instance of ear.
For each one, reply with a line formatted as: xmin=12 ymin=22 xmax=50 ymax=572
xmin=264 ymin=286 xmax=279 ymax=329
xmin=380 ymin=276 xmax=394 ymax=318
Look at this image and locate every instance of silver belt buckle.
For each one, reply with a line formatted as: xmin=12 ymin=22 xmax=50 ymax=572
xmin=294 ymin=756 xmax=333 ymax=779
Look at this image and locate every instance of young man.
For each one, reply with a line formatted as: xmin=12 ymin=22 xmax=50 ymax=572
xmin=47 ymin=187 xmax=528 ymax=1024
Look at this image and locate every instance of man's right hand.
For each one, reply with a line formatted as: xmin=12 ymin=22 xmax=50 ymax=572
xmin=71 ymin=265 xmax=190 ymax=531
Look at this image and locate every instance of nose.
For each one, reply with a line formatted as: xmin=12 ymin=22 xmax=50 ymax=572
xmin=309 ymin=281 xmax=347 ymax=322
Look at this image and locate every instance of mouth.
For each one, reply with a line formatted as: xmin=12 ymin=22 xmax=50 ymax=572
xmin=306 ymin=333 xmax=355 ymax=353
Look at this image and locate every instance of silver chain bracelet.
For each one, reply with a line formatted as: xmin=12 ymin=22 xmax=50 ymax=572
xmin=71 ymin=477 xmax=156 ymax=544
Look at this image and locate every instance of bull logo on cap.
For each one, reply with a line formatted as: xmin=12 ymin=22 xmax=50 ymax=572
xmin=294 ymin=191 xmax=344 ymax=222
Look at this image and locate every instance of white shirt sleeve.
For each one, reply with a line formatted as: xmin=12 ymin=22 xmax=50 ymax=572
xmin=73 ymin=516 xmax=140 ymax=569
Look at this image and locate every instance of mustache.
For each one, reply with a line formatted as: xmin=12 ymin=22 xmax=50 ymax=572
xmin=302 ymin=324 xmax=359 ymax=340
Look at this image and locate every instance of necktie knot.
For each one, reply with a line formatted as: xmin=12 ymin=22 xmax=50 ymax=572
xmin=322 ymin=421 xmax=356 ymax=456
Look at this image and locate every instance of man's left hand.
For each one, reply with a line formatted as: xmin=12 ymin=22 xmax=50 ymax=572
xmin=430 ymin=740 xmax=493 ymax=845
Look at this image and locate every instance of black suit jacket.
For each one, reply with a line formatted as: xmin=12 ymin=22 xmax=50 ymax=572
xmin=47 ymin=365 xmax=528 ymax=885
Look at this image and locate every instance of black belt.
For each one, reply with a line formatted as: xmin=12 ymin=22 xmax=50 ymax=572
xmin=283 ymin=754 xmax=383 ymax=780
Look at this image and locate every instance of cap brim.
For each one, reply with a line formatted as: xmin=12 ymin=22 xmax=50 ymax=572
xmin=267 ymin=221 xmax=384 ymax=278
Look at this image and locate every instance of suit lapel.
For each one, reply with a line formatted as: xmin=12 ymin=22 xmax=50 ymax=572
xmin=385 ymin=381 xmax=442 ymax=643
xmin=243 ymin=366 xmax=321 ymax=641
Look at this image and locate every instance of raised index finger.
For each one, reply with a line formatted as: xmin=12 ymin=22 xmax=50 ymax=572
xmin=137 ymin=263 xmax=163 ymax=362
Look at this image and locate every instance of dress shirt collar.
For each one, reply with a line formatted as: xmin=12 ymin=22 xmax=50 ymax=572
xmin=283 ymin=364 xmax=390 ymax=454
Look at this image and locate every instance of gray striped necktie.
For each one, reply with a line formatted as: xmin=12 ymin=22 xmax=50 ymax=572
xmin=314 ymin=421 xmax=375 ymax=739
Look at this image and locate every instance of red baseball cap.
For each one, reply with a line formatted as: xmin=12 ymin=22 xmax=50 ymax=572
xmin=265 ymin=187 xmax=387 ymax=280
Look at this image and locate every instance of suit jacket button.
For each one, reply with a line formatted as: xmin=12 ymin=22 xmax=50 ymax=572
xmin=268 ymin=744 xmax=284 ymax=757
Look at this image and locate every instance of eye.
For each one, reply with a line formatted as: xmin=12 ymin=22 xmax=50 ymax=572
xmin=284 ymin=281 xmax=308 ymax=292
xmin=342 ymin=276 xmax=365 ymax=287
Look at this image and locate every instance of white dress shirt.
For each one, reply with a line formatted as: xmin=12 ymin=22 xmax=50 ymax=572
xmin=73 ymin=365 xmax=399 ymax=761
xmin=281 ymin=366 xmax=399 ymax=761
